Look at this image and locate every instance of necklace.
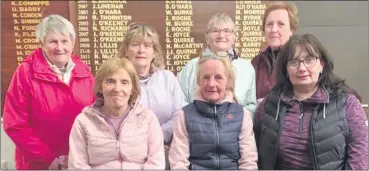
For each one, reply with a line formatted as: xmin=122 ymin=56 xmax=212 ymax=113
xmin=138 ymin=67 xmax=158 ymax=80
xmin=138 ymin=73 xmax=151 ymax=80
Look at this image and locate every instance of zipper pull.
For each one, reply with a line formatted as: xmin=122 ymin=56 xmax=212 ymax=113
xmin=299 ymin=113 xmax=304 ymax=119
xmin=299 ymin=103 xmax=304 ymax=132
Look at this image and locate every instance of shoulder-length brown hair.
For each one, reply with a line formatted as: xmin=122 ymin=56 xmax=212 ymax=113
xmin=117 ymin=22 xmax=165 ymax=70
xmin=274 ymin=33 xmax=361 ymax=101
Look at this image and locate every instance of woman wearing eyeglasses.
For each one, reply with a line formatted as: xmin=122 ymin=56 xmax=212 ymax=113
xmin=251 ymin=1 xmax=299 ymax=102
xmin=254 ymin=33 xmax=368 ymax=170
xmin=177 ymin=13 xmax=257 ymax=119
xmin=169 ymin=51 xmax=258 ymax=170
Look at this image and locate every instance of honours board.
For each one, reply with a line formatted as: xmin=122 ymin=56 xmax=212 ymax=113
xmin=1 ymin=1 xmax=267 ymax=110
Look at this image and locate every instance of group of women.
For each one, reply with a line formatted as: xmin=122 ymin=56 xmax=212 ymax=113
xmin=3 ymin=1 xmax=367 ymax=170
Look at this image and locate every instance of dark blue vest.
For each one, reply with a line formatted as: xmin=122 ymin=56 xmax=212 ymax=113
xmin=257 ymin=89 xmax=349 ymax=170
xmin=183 ymin=100 xmax=244 ymax=170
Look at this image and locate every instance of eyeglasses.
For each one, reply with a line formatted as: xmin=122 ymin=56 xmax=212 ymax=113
xmin=287 ymin=56 xmax=319 ymax=69
xmin=208 ymin=28 xmax=234 ymax=36
xmin=201 ymin=51 xmax=229 ymax=58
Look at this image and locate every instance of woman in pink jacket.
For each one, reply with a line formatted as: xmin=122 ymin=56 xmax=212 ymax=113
xmin=68 ymin=57 xmax=165 ymax=169
xmin=169 ymin=51 xmax=258 ymax=170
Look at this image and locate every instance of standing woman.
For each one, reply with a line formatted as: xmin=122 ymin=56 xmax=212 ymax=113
xmin=117 ymin=22 xmax=187 ymax=166
xmin=2 ymin=14 xmax=95 ymax=170
xmin=251 ymin=1 xmax=299 ymax=100
xmin=254 ymin=34 xmax=368 ymax=170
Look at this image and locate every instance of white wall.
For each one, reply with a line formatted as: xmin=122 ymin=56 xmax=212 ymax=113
xmin=292 ymin=1 xmax=369 ymax=103
xmin=1 ymin=120 xmax=15 ymax=169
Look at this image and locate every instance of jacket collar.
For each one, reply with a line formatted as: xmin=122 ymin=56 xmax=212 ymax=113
xmin=42 ymin=50 xmax=75 ymax=75
xmin=263 ymin=46 xmax=281 ymax=71
xmin=280 ymin=87 xmax=330 ymax=105
xmin=192 ymin=88 xmax=235 ymax=104
xmin=192 ymin=89 xmax=236 ymax=117
xmin=28 ymin=48 xmax=91 ymax=79
xmin=265 ymin=46 xmax=281 ymax=59
xmin=85 ymin=96 xmax=146 ymax=120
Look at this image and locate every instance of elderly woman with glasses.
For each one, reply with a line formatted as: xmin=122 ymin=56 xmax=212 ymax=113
xmin=2 ymin=14 xmax=95 ymax=170
xmin=177 ymin=13 xmax=257 ymax=119
xmin=254 ymin=33 xmax=368 ymax=170
xmin=169 ymin=51 xmax=258 ymax=170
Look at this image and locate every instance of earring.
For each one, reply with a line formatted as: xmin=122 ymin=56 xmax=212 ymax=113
xmin=320 ymin=70 xmax=323 ymax=74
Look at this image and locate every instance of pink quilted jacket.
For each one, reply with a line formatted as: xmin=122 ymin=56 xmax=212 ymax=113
xmin=68 ymin=100 xmax=165 ymax=169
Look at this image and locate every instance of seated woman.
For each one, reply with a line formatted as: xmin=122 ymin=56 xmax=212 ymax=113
xmin=68 ymin=57 xmax=165 ymax=169
xmin=177 ymin=13 xmax=257 ymax=117
xmin=169 ymin=51 xmax=258 ymax=170
xmin=254 ymin=33 xmax=368 ymax=170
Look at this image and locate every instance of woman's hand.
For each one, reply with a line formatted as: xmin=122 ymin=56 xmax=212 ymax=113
xmin=58 ymin=155 xmax=68 ymax=170
xmin=48 ymin=155 xmax=68 ymax=170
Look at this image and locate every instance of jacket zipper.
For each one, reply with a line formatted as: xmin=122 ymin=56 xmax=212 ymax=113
xmin=274 ymin=105 xmax=286 ymax=169
xmin=102 ymin=114 xmax=131 ymax=170
xmin=213 ymin=105 xmax=220 ymax=169
xmin=118 ymin=115 xmax=129 ymax=170
xmin=310 ymin=109 xmax=319 ymax=169
xmin=104 ymin=118 xmax=120 ymax=140
xmin=299 ymin=102 xmax=304 ymax=132
xmin=102 ymin=116 xmax=123 ymax=169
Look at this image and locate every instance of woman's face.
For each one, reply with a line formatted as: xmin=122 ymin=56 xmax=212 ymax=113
xmin=198 ymin=59 xmax=228 ymax=103
xmin=287 ymin=45 xmax=324 ymax=89
xmin=125 ymin=38 xmax=154 ymax=71
xmin=264 ymin=9 xmax=293 ymax=50
xmin=206 ymin=22 xmax=235 ymax=52
xmin=42 ymin=31 xmax=75 ymax=68
xmin=101 ymin=68 xmax=133 ymax=110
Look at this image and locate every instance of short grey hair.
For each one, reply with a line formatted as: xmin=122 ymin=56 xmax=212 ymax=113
xmin=206 ymin=13 xmax=237 ymax=36
xmin=35 ymin=14 xmax=76 ymax=44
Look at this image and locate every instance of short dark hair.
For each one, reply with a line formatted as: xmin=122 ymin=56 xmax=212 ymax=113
xmin=273 ymin=33 xmax=361 ymax=101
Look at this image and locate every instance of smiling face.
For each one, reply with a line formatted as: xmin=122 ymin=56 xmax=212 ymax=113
xmin=101 ymin=68 xmax=133 ymax=110
xmin=264 ymin=9 xmax=293 ymax=50
xmin=42 ymin=31 xmax=75 ymax=68
xmin=287 ymin=45 xmax=324 ymax=89
xmin=206 ymin=22 xmax=235 ymax=52
xmin=198 ymin=59 xmax=229 ymax=103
